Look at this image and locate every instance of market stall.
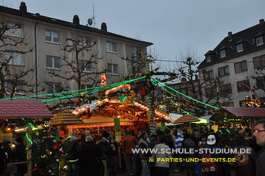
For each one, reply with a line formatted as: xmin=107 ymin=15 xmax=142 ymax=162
xmin=210 ymin=107 xmax=265 ymax=132
xmin=0 ymin=100 xmax=53 ymax=176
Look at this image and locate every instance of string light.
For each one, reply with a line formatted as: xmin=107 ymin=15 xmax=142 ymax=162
xmin=42 ymin=76 xmax=146 ymax=102
xmin=152 ymin=79 xmax=220 ymax=110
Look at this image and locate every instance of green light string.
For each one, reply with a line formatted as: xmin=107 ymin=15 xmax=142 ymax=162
xmin=0 ymin=86 xmax=99 ymax=101
xmin=22 ymin=118 xmax=34 ymax=128
xmin=42 ymin=76 xmax=146 ymax=102
xmin=152 ymin=78 xmax=220 ymax=110
xmin=154 ymin=83 xmax=198 ymax=117
xmin=25 ymin=132 xmax=33 ymax=145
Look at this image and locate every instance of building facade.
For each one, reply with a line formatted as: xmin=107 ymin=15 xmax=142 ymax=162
xmin=198 ymin=19 xmax=265 ymax=107
xmin=0 ymin=3 xmax=152 ymax=104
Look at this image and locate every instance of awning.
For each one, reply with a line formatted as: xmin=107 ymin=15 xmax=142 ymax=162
xmin=222 ymin=107 xmax=265 ymax=118
xmin=210 ymin=107 xmax=265 ymax=121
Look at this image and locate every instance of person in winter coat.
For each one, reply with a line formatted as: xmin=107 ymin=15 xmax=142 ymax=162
xmin=62 ymin=132 xmax=81 ymax=176
xmin=79 ymin=135 xmax=101 ymax=176
xmin=152 ymin=135 xmax=172 ymax=176
xmin=138 ymin=131 xmax=150 ymax=176
xmin=253 ymin=119 xmax=265 ymax=176
xmin=233 ymin=134 xmax=256 ymax=176
xmin=121 ymin=130 xmax=138 ymax=176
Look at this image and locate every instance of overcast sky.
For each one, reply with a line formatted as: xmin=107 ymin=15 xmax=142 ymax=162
xmin=3 ymin=0 xmax=265 ymax=72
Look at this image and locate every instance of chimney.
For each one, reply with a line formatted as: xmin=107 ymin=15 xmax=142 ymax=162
xmin=260 ymin=19 xmax=264 ymax=25
xmin=228 ymin=31 xmax=233 ymax=38
xmin=19 ymin=2 xmax=27 ymax=13
xmin=73 ymin=15 xmax=80 ymax=25
xmin=101 ymin=22 xmax=107 ymax=32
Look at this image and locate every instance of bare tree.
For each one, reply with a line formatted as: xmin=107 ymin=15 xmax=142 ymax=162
xmin=0 ymin=22 xmax=33 ymax=99
xmin=48 ymin=35 xmax=102 ymax=102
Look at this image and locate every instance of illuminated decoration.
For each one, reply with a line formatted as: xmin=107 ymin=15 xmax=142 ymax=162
xmin=67 ymin=123 xmax=133 ymax=129
xmin=245 ymin=96 xmax=261 ymax=107
xmin=105 ymin=84 xmax=131 ymax=96
xmin=42 ymin=76 xmax=146 ymax=103
xmin=239 ymin=80 xmax=265 ymax=105
xmin=152 ymin=79 xmax=220 ymax=110
xmin=133 ymin=101 xmax=173 ymax=121
xmin=25 ymin=132 xmax=33 ymax=145
xmin=72 ymin=100 xmax=99 ymax=116
xmin=101 ymin=73 xmax=107 ymax=86
xmin=0 ymin=76 xmax=146 ymax=102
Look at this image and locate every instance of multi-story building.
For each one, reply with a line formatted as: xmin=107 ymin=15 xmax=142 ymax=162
xmin=198 ymin=19 xmax=265 ymax=107
xmin=0 ymin=2 xmax=152 ymax=104
xmin=167 ymin=78 xmax=203 ymax=115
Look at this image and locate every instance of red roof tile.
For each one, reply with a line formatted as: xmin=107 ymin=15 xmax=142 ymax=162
xmin=0 ymin=100 xmax=53 ymax=119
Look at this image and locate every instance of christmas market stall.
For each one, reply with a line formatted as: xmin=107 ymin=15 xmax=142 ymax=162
xmin=210 ymin=107 xmax=265 ymax=133
xmin=0 ymin=100 xmax=53 ymax=176
xmin=68 ymin=97 xmax=173 ymax=138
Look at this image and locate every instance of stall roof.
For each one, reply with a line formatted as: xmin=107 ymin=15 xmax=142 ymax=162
xmin=0 ymin=100 xmax=53 ymax=119
xmin=222 ymin=107 xmax=265 ymax=117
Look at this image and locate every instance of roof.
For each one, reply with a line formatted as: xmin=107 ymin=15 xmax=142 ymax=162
xmin=222 ymin=107 xmax=265 ymax=118
xmin=0 ymin=100 xmax=53 ymax=119
xmin=0 ymin=5 xmax=152 ymax=46
xmin=173 ymin=115 xmax=200 ymax=124
xmin=49 ymin=109 xmax=83 ymax=125
xmin=68 ymin=116 xmax=134 ymax=128
xmin=199 ymin=20 xmax=265 ymax=69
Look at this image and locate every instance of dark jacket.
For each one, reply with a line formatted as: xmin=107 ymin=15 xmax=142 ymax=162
xmin=63 ymin=137 xmax=80 ymax=161
xmin=234 ymin=146 xmax=256 ymax=176
xmin=97 ymin=138 xmax=112 ymax=160
xmin=80 ymin=141 xmax=101 ymax=176
xmin=256 ymin=148 xmax=265 ymax=176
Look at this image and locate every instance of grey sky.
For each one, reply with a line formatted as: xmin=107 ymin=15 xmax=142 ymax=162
xmin=3 ymin=0 xmax=265 ymax=72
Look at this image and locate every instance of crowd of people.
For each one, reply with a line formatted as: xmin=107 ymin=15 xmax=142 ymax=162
xmin=1 ymin=119 xmax=265 ymax=176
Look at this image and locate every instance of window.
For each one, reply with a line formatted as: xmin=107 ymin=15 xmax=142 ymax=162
xmin=204 ymin=70 xmax=214 ymax=80
xmin=46 ymin=82 xmax=61 ymax=94
xmin=46 ymin=56 xmax=61 ymax=69
xmin=205 ymin=87 xmax=216 ymax=98
xmin=4 ymin=23 xmax=23 ymax=37
xmin=107 ymin=63 xmax=118 ymax=74
xmin=221 ymin=102 xmax=234 ymax=107
xmin=5 ymin=52 xmax=24 ymax=65
xmin=256 ymin=36 xmax=264 ymax=46
xmin=236 ymin=44 xmax=243 ymax=52
xmin=106 ymin=42 xmax=117 ymax=53
xmin=45 ymin=30 xmax=59 ymax=43
xmin=206 ymin=56 xmax=211 ymax=63
xmin=256 ymin=76 xmax=265 ymax=89
xmin=78 ymin=37 xmax=93 ymax=48
xmin=218 ymin=66 xmax=230 ymax=77
xmin=6 ymin=80 xmax=25 ymax=94
xmin=131 ymin=47 xmax=140 ymax=61
xmin=80 ymin=61 xmax=92 ymax=72
xmin=237 ymin=80 xmax=250 ymax=92
xmin=239 ymin=100 xmax=247 ymax=107
xmin=220 ymin=83 xmax=232 ymax=95
xmin=220 ymin=49 xmax=226 ymax=58
xmin=253 ymin=55 xmax=265 ymax=69
xmin=234 ymin=60 xmax=247 ymax=73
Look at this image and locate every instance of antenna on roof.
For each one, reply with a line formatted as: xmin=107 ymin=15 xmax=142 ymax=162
xmin=87 ymin=0 xmax=96 ymax=27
